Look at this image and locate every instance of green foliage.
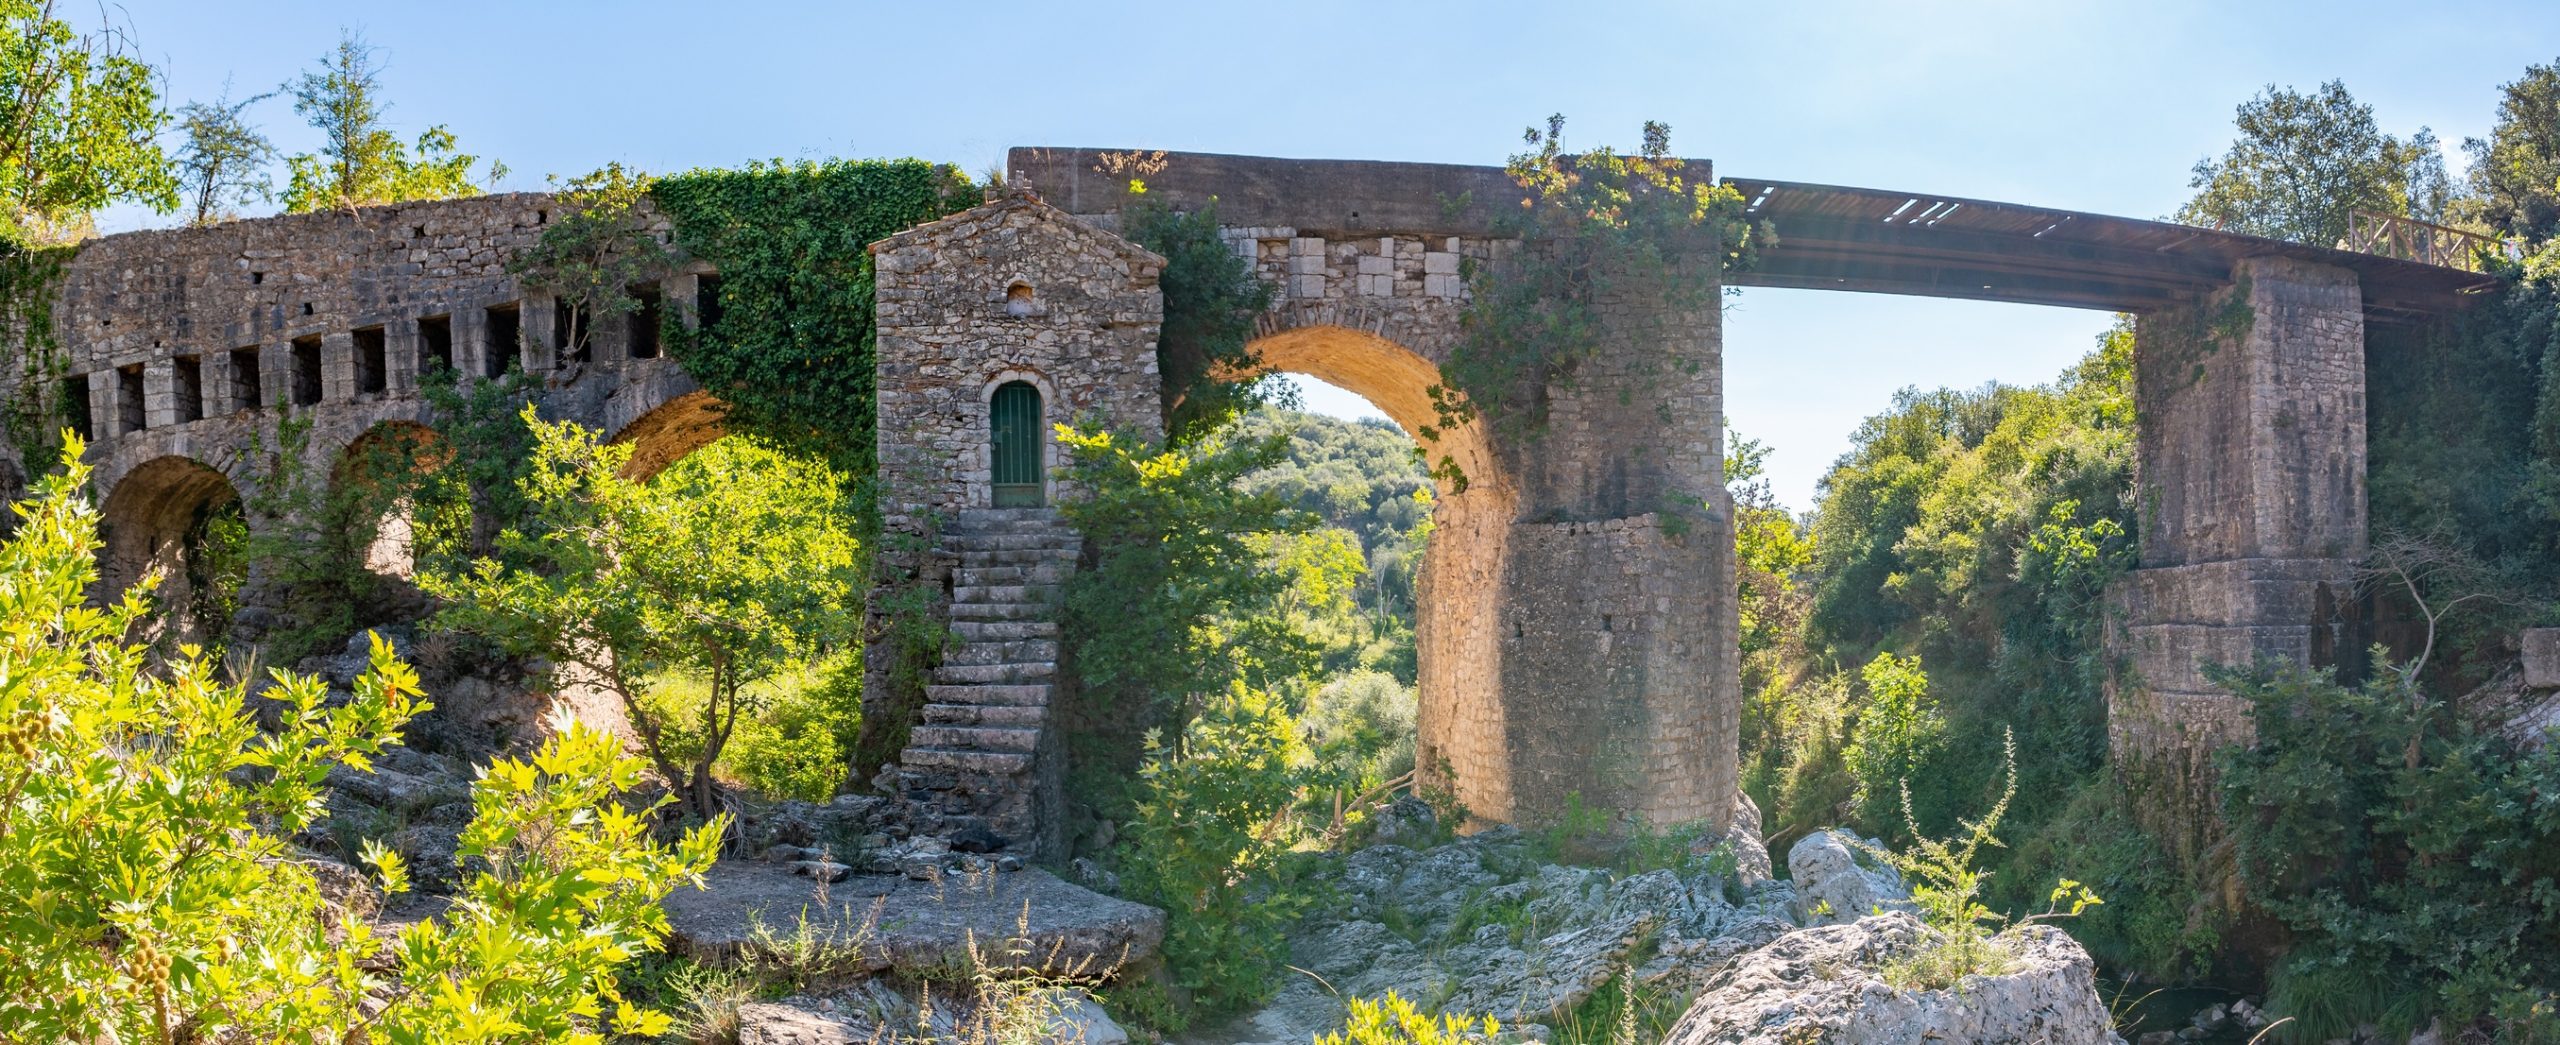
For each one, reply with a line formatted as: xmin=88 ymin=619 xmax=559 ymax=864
xmin=1427 ymin=116 xmax=1764 ymax=453
xmin=424 ymin=417 xmax=860 ymax=823
xmin=0 ymin=438 xmax=717 ymax=1044
xmin=1121 ymin=199 xmax=1281 ymax=445
xmin=649 ymin=158 xmax=973 ymax=475
xmin=0 ymin=239 xmax=71 ymax=479
xmin=0 ymin=0 xmax=176 ymax=241
xmin=1843 ymin=651 xmax=1942 ymax=830
xmin=1118 ymin=684 xmax=1316 ymax=1016
xmin=1235 ymin=408 xmax=1435 ymax=680
xmin=174 ymin=84 xmax=276 ymax=225
xmin=281 ymin=30 xmax=500 ymax=212
xmin=1055 ymin=423 xmax=1321 ymax=815
xmin=2216 ymin=659 xmax=2560 ymax=1039
xmin=509 ymin=162 xmax=673 ymax=364
xmin=239 ymin=410 xmax=420 ymax=661
xmin=1315 ymin=992 xmax=1500 ymax=1045
xmin=2178 ymin=79 xmax=2450 ymax=245
xmin=1303 ymin=669 xmax=1417 ymax=790
xmin=1864 ymin=732 xmax=2101 ymax=991
xmin=415 ymin=368 xmax=548 ymax=563
xmin=644 ymin=649 xmax=863 ymax=804
xmin=2458 ymin=59 xmax=2560 ymax=242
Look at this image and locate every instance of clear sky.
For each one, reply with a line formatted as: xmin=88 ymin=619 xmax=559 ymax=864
xmin=94 ymin=0 xmax=2560 ymax=510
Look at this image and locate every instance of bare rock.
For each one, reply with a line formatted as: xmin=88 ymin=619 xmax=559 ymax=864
xmin=737 ymin=1001 xmax=873 ymax=1045
xmin=663 ymin=860 xmax=1164 ymax=978
xmin=1662 ymin=912 xmax=2124 ymax=1045
xmin=1786 ymin=830 xmax=1913 ymax=927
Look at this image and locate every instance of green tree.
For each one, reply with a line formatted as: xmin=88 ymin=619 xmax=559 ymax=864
xmin=2459 ymin=59 xmax=2560 ymax=242
xmin=2178 ymin=80 xmax=2448 ymax=246
xmin=509 ymin=163 xmax=672 ymax=364
xmin=0 ymin=0 xmax=176 ymax=241
xmin=1121 ymin=199 xmax=1281 ymax=445
xmin=280 ymin=30 xmax=499 ymax=212
xmin=173 ymin=83 xmax=275 ymax=226
xmin=423 ymin=411 xmax=860 ymax=823
xmin=0 ymin=438 xmax=719 ymax=1044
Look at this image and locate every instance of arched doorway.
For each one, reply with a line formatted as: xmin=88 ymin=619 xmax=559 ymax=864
xmin=990 ymin=380 xmax=1046 ymax=508
xmin=97 ymin=455 xmax=247 ymax=647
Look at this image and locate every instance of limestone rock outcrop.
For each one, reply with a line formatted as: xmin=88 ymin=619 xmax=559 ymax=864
xmin=1662 ymin=912 xmax=2124 ymax=1045
xmin=1785 ymin=829 xmax=1914 ymax=927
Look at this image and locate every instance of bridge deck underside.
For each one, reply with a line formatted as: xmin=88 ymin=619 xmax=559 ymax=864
xmin=1721 ymin=177 xmax=2492 ymax=320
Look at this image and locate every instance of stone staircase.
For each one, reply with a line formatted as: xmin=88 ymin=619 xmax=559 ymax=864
xmin=889 ymin=507 xmax=1078 ymax=848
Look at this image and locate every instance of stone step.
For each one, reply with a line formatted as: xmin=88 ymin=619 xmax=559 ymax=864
xmin=934 ymin=661 xmax=1056 ymax=685
xmin=951 ymin=601 xmax=1049 ymax=622
xmin=946 ymin=639 xmax=1060 ymax=666
xmin=909 ymin=724 xmax=1042 ymax=753
xmin=952 ymin=620 xmax=1058 ymax=643
xmin=955 ymin=507 xmax=1062 ymax=526
xmin=952 ymin=584 xmax=1059 ymax=606
xmin=945 ymin=533 xmax=1084 ymax=553
xmin=949 ymin=516 xmax=1067 ymax=536
xmin=901 ymin=747 xmax=1033 ymax=775
xmin=922 ymin=702 xmax=1047 ymax=728
xmin=925 ymin=683 xmax=1049 ymax=707
xmin=957 ymin=564 xmax=1071 ymax=587
xmin=952 ymin=548 xmax=1083 ymax=568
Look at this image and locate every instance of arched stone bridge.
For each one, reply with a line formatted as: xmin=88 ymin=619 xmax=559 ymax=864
xmin=20 ymin=194 xmax=726 ymax=642
xmin=860 ymin=147 xmax=2481 ymax=850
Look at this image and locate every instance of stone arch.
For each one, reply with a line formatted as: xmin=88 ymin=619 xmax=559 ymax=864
xmin=1243 ymin=323 xmax=1524 ymax=824
xmin=334 ymin=420 xmax=450 ymax=580
xmin=97 ymin=454 xmax=247 ymax=645
xmin=611 ymin=388 xmax=727 ymax=481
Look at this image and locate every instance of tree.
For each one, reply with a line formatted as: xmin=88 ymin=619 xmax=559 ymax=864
xmin=423 ymin=412 xmax=861 ymax=824
xmin=0 ymin=0 xmax=176 ymax=242
xmin=281 ymin=30 xmax=500 ymax=213
xmin=0 ymin=438 xmax=719 ymax=1044
xmin=508 ymin=163 xmax=671 ymax=365
xmin=2459 ymin=59 xmax=2560 ymax=243
xmin=173 ymin=83 xmax=276 ymax=226
xmin=2178 ymin=80 xmax=2447 ymax=246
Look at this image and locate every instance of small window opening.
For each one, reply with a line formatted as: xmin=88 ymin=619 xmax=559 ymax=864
xmin=418 ymin=315 xmax=453 ymax=376
xmin=989 ymin=381 xmax=1046 ymax=508
xmin=411 ymin=224 xmax=426 ymax=238
xmin=1004 ymin=282 xmax=1036 ymax=318
xmin=172 ymin=355 xmax=203 ymax=424
xmin=290 ymin=335 xmax=323 ymax=406
xmin=353 ymin=326 xmax=387 ymax=395
xmin=696 ymin=274 xmax=724 ymax=332
xmin=628 ymin=285 xmax=662 ymax=359
xmin=61 ymin=376 xmax=91 ymax=440
xmin=484 ymin=303 xmax=520 ymax=379
xmin=116 ymin=365 xmax=144 ymax=433
xmin=300 ymin=302 xmax=313 ymax=316
xmin=536 ymin=209 xmax=548 ymax=225
xmin=229 ymin=347 xmax=262 ymax=411
xmin=250 ymin=271 xmax=264 ymax=285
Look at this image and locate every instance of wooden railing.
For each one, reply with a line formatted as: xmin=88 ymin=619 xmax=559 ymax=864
xmin=2341 ymin=210 xmax=2519 ymax=273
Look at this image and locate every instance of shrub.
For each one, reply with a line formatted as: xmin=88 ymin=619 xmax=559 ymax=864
xmin=425 ymin=418 xmax=860 ymax=823
xmin=0 ymin=437 xmax=721 ymax=1044
xmin=1303 ymin=669 xmax=1417 ymax=788
xmin=1843 ymin=651 xmax=1943 ymax=831
xmin=1315 ymin=992 xmax=1500 ymax=1045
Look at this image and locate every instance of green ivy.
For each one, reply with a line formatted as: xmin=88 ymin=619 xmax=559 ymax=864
xmin=0 ymin=240 xmax=73 ymax=483
xmin=1118 ymin=199 xmax=1280 ymax=445
xmin=648 ymin=159 xmax=973 ymax=477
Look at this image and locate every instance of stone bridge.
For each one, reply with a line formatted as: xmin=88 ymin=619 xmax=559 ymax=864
xmin=866 ymin=147 xmax=2483 ymax=849
xmin=16 ymin=146 xmax=2494 ymax=857
xmin=18 ymin=195 xmax=724 ymax=643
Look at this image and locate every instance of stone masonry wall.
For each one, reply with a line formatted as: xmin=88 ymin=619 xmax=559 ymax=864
xmin=2111 ymin=255 xmax=2366 ymax=862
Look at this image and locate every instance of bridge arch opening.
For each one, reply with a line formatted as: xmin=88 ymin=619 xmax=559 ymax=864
xmin=1246 ymin=323 xmax=1521 ymax=820
xmin=335 ymin=421 xmax=452 ymax=582
xmin=98 ymin=455 xmax=247 ymax=646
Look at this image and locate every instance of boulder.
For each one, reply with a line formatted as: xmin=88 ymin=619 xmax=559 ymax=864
xmin=737 ymin=1001 xmax=874 ymax=1045
xmin=1662 ymin=912 xmax=2124 ymax=1045
xmin=663 ymin=860 xmax=1164 ymax=978
xmin=1786 ymin=830 xmax=1913 ymax=927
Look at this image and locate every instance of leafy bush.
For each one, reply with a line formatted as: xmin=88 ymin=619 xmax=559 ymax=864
xmin=1304 ymin=669 xmax=1417 ymax=789
xmin=1116 ymin=684 xmax=1315 ymax=1016
xmin=2218 ymin=659 xmax=2560 ymax=1040
xmin=1316 ymin=992 xmax=1501 ymax=1045
xmin=1843 ymin=651 xmax=1941 ymax=832
xmin=426 ymin=419 xmax=860 ymax=824
xmin=0 ymin=438 xmax=720 ymax=1044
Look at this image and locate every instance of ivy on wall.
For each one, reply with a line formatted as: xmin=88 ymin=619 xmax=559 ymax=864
xmin=1 ymin=242 xmax=74 ymax=485
xmin=648 ymin=159 xmax=975 ymax=477
xmin=1425 ymin=117 xmax=1767 ymax=460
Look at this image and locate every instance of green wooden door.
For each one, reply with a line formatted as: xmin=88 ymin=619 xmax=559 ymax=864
xmin=991 ymin=382 xmax=1044 ymax=507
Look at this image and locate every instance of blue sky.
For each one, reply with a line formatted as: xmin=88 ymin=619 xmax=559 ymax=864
xmin=97 ymin=0 xmax=2560 ymax=509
